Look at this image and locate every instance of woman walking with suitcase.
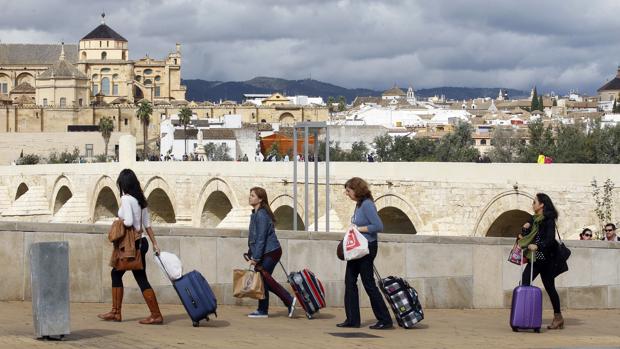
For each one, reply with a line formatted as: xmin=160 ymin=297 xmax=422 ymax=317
xmin=518 ymin=193 xmax=563 ymax=330
xmin=338 ymin=177 xmax=393 ymax=330
xmin=246 ymin=187 xmax=297 ymax=318
xmin=97 ymin=169 xmax=164 ymax=325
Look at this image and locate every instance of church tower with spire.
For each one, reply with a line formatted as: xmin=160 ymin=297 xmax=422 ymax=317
xmin=406 ymin=85 xmax=416 ymax=105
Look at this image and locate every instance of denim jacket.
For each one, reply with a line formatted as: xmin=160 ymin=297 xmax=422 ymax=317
xmin=248 ymin=208 xmax=281 ymax=261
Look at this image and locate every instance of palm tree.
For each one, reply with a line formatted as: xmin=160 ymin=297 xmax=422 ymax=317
xmin=178 ymin=107 xmax=192 ymax=156
xmin=98 ymin=116 xmax=114 ymax=161
xmin=136 ymin=100 xmax=153 ymax=160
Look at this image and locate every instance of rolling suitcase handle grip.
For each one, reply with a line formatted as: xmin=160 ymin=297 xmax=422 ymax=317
xmin=518 ymin=249 xmax=536 ymax=286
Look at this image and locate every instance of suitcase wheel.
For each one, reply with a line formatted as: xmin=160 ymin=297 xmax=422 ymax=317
xmin=534 ymin=328 xmax=540 ymax=333
xmin=192 ymin=321 xmax=200 ymax=327
xmin=511 ymin=327 xmax=517 ymax=332
xmin=306 ymin=313 xmax=313 ymax=320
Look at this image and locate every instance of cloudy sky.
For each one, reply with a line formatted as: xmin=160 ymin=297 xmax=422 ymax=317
xmin=2 ymin=0 xmax=620 ymax=94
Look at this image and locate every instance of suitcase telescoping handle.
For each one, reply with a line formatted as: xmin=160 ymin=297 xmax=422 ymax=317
xmin=519 ymin=249 xmax=535 ymax=286
xmin=373 ymin=266 xmax=384 ymax=287
xmin=155 ymin=252 xmax=173 ymax=284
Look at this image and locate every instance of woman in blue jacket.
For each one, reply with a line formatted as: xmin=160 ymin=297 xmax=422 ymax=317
xmin=338 ymin=177 xmax=393 ymax=330
xmin=246 ymin=186 xmax=297 ymax=318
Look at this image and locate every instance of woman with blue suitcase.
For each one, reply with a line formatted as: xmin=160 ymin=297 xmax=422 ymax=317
xmin=246 ymin=187 xmax=297 ymax=318
xmin=518 ymin=193 xmax=563 ymax=330
xmin=97 ymin=169 xmax=164 ymax=325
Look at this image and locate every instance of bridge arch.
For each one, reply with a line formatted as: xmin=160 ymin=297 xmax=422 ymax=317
xmin=472 ymin=190 xmax=535 ymax=237
xmin=374 ymin=194 xmax=422 ymax=234
xmin=143 ymin=176 xmax=176 ymax=224
xmin=50 ymin=176 xmax=73 ymax=215
xmin=194 ymin=178 xmax=238 ymax=227
xmin=90 ymin=175 xmax=120 ymax=223
xmin=15 ymin=182 xmax=29 ymax=201
xmin=270 ymin=194 xmax=305 ymax=231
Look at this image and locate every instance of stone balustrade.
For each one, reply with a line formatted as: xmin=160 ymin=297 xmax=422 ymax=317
xmin=1 ymin=221 xmax=618 ymax=309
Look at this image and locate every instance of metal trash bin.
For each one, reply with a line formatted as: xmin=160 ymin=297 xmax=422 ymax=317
xmin=30 ymin=241 xmax=70 ymax=340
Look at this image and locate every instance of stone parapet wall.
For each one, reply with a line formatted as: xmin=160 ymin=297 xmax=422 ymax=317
xmin=1 ymin=222 xmax=618 ymax=309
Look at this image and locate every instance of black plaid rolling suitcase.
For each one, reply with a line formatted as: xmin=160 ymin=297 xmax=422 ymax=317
xmin=374 ymin=267 xmax=424 ymax=329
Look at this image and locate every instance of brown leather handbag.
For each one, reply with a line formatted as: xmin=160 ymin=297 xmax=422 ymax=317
xmin=113 ymin=211 xmax=145 ymax=271
xmin=115 ymin=229 xmax=143 ymax=271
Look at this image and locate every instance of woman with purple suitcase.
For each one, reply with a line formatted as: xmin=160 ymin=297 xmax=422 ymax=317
xmin=245 ymin=187 xmax=297 ymax=319
xmin=518 ymin=193 xmax=563 ymax=330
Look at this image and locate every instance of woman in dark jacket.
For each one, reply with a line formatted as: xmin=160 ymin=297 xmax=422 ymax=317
xmin=338 ymin=177 xmax=393 ymax=330
xmin=518 ymin=192 xmax=563 ymax=330
xmin=246 ymin=186 xmax=297 ymax=318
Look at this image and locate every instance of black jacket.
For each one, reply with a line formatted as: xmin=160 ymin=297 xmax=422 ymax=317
xmin=523 ymin=216 xmax=558 ymax=261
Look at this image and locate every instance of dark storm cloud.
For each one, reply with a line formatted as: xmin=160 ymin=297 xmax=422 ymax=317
xmin=1 ymin=0 xmax=619 ymax=94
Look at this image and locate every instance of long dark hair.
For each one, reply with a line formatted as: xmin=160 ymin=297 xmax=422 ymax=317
xmin=344 ymin=177 xmax=374 ymax=207
xmin=250 ymin=186 xmax=276 ymax=223
xmin=116 ymin=169 xmax=148 ymax=209
xmin=536 ymin=193 xmax=558 ymax=220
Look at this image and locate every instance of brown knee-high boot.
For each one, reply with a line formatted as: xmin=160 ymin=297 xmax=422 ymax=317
xmin=139 ymin=289 xmax=163 ymax=325
xmin=98 ymin=287 xmax=123 ymax=322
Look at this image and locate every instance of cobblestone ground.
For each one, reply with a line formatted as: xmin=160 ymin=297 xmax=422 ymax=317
xmin=1 ymin=302 xmax=619 ymax=349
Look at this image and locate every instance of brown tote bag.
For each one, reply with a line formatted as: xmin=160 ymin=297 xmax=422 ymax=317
xmin=233 ymin=268 xmax=265 ymax=300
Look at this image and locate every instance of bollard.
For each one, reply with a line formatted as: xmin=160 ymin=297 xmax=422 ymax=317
xmin=30 ymin=241 xmax=70 ymax=340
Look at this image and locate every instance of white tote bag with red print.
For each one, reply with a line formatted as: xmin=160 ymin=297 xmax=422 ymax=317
xmin=343 ymin=225 xmax=369 ymax=261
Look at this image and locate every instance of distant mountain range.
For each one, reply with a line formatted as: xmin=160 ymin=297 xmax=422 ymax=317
xmin=182 ymin=77 xmax=529 ymax=103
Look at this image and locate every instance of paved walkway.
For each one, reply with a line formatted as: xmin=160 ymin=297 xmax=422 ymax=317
xmin=1 ymin=302 xmax=619 ymax=348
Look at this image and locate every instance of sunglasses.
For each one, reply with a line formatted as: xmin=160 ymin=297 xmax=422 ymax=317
xmin=604 ymin=229 xmax=615 ymax=232
xmin=583 ymin=234 xmax=592 ymax=237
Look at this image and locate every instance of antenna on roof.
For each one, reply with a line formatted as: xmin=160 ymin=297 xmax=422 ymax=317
xmin=101 ymin=12 xmax=106 ymax=24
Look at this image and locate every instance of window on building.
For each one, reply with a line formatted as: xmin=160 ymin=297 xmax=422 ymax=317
xmin=174 ymin=59 xmax=177 ymax=65
xmin=480 ymin=139 xmax=487 ymax=145
xmin=154 ymin=75 xmax=161 ymax=82
xmin=144 ymin=79 xmax=152 ymax=86
xmin=106 ymin=41 xmax=109 ymax=47
xmin=43 ymin=98 xmax=48 ymax=106
xmin=59 ymin=97 xmax=66 ymax=107
xmin=154 ymin=86 xmax=160 ymax=97
xmin=78 ymin=98 xmax=83 ymax=106
xmin=101 ymin=68 xmax=111 ymax=73
xmin=85 ymin=144 xmax=93 ymax=158
xmin=101 ymin=78 xmax=110 ymax=95
xmin=0 ymin=83 xmax=8 ymax=94
xmin=93 ymin=84 xmax=99 ymax=95
xmin=113 ymin=84 xmax=118 ymax=95
xmin=124 ymin=118 xmax=128 ymax=126
xmin=144 ymin=69 xmax=153 ymax=75
xmin=101 ymin=51 xmax=107 ymax=60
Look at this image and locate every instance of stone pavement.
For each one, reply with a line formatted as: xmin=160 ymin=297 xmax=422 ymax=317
xmin=1 ymin=301 xmax=619 ymax=349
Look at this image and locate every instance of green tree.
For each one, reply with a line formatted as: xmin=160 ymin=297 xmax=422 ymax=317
xmin=204 ymin=143 xmax=233 ymax=161
xmin=318 ymin=140 xmax=346 ymax=161
xmin=98 ymin=116 xmax=114 ymax=161
xmin=434 ymin=122 xmax=480 ymax=162
xmin=554 ymin=122 xmax=591 ymax=163
xmin=347 ymin=141 xmax=368 ymax=161
xmin=178 ymin=107 xmax=192 ymax=156
xmin=373 ymin=134 xmax=394 ymax=161
xmin=48 ymin=147 xmax=80 ymax=164
xmin=136 ymin=100 xmax=153 ymax=160
xmin=16 ymin=153 xmax=40 ymax=165
xmin=337 ymin=96 xmax=346 ymax=112
xmin=591 ymin=178 xmax=615 ymax=239
xmin=530 ymin=87 xmax=539 ymax=111
xmin=538 ymin=95 xmax=544 ymax=111
xmin=488 ymin=127 xmax=521 ymax=162
xmin=518 ymin=119 xmax=555 ymax=162
xmin=327 ymin=96 xmax=336 ymax=114
xmin=613 ymin=99 xmax=618 ymax=113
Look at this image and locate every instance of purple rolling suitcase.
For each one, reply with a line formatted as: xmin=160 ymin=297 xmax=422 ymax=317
xmin=509 ymin=251 xmax=542 ymax=333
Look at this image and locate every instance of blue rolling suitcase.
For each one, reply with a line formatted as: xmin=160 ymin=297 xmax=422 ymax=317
xmin=156 ymin=254 xmax=217 ymax=327
xmin=173 ymin=270 xmax=218 ymax=327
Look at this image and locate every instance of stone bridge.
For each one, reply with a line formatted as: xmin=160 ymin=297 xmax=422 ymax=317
xmin=1 ymin=155 xmax=619 ymax=239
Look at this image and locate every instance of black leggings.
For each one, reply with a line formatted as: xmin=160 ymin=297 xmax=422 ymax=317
xmin=521 ymin=260 xmax=561 ymax=313
xmin=111 ymin=237 xmax=152 ymax=292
